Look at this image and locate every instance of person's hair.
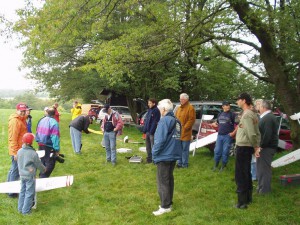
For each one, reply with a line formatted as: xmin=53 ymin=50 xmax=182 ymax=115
xmin=148 ymin=98 xmax=157 ymax=105
xmin=254 ymin=99 xmax=263 ymax=105
xmin=180 ymin=93 xmax=189 ymax=100
xmin=261 ymin=100 xmax=272 ymax=110
xmin=157 ymin=99 xmax=173 ymax=112
xmin=47 ymin=107 xmax=56 ymax=116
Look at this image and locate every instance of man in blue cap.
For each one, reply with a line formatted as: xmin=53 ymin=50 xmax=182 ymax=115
xmin=212 ymin=101 xmax=237 ymax=172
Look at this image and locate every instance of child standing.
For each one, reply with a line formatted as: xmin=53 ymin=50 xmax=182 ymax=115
xmin=17 ymin=133 xmax=46 ymax=215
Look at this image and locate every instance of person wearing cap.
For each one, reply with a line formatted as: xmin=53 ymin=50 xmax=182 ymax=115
xmin=71 ymin=101 xmax=82 ymax=120
xmin=7 ymin=103 xmax=28 ymax=198
xmin=26 ymin=106 xmax=33 ymax=133
xmin=69 ymin=115 xmax=93 ymax=154
xmin=17 ymin=133 xmax=46 ymax=215
xmin=211 ymin=101 xmax=237 ymax=172
xmin=101 ymin=104 xmax=124 ymax=165
xmin=174 ymin=93 xmax=196 ymax=168
xmin=35 ymin=107 xmax=61 ymax=178
xmin=235 ymin=93 xmax=261 ymax=209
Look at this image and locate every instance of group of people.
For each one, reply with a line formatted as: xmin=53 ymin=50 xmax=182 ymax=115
xmin=6 ymin=92 xmax=280 ymax=216
xmin=7 ymin=102 xmax=61 ymax=214
xmin=212 ymin=93 xmax=279 ymax=209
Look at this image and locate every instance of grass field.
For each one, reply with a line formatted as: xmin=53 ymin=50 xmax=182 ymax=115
xmin=0 ymin=109 xmax=300 ymax=225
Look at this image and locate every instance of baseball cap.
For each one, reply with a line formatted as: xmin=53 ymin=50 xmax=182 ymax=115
xmin=222 ymin=101 xmax=230 ymax=106
xmin=104 ymin=104 xmax=110 ymax=110
xmin=44 ymin=107 xmax=49 ymax=111
xmin=22 ymin=133 xmax=35 ymax=145
xmin=16 ymin=103 xmax=27 ymax=111
xmin=26 ymin=106 xmax=33 ymax=110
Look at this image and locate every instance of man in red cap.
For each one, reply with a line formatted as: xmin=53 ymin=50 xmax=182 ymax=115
xmin=7 ymin=103 xmax=28 ymax=198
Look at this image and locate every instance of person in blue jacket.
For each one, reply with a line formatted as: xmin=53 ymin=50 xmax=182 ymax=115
xmin=152 ymin=99 xmax=182 ymax=216
xmin=143 ymin=98 xmax=161 ymax=163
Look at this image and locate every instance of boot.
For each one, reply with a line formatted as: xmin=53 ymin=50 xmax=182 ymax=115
xmin=212 ymin=162 xmax=219 ymax=171
xmin=219 ymin=163 xmax=227 ymax=172
xmin=247 ymin=190 xmax=252 ymax=204
xmin=235 ymin=192 xmax=248 ymax=209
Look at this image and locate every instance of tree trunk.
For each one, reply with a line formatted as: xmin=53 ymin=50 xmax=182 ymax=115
xmin=229 ymin=0 xmax=300 ymax=149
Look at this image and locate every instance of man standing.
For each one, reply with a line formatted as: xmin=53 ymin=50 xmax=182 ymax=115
xmin=101 ymin=104 xmax=124 ymax=166
xmin=152 ymin=99 xmax=182 ymax=216
xmin=69 ymin=115 xmax=93 ymax=154
xmin=175 ymin=93 xmax=195 ymax=168
xmin=25 ymin=106 xmax=33 ymax=133
xmin=143 ymin=98 xmax=161 ymax=163
xmin=7 ymin=103 xmax=28 ymax=198
xmin=235 ymin=93 xmax=260 ymax=209
xmin=212 ymin=101 xmax=237 ymax=172
xmin=35 ymin=107 xmax=61 ymax=178
xmin=257 ymin=100 xmax=278 ymax=194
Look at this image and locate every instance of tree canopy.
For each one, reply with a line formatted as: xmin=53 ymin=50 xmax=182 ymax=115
xmin=5 ymin=0 xmax=300 ymax=146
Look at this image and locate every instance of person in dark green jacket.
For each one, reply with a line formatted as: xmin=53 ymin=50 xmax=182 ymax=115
xmin=235 ymin=93 xmax=261 ymax=209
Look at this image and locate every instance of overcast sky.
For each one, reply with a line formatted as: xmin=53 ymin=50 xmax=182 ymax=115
xmin=0 ymin=1 xmax=35 ymax=90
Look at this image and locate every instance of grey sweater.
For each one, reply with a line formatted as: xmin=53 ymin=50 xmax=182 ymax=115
xmin=17 ymin=145 xmax=46 ymax=179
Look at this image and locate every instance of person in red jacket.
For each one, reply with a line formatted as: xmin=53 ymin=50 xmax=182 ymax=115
xmin=7 ymin=102 xmax=28 ymax=198
xmin=53 ymin=102 xmax=60 ymax=123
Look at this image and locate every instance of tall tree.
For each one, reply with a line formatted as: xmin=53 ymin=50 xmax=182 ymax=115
xmin=220 ymin=0 xmax=300 ymax=148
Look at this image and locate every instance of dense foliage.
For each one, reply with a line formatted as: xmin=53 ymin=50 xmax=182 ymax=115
xmin=4 ymin=0 xmax=300 ymax=147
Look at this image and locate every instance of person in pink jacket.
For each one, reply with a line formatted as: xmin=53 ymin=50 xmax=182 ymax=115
xmin=101 ymin=104 xmax=123 ymax=166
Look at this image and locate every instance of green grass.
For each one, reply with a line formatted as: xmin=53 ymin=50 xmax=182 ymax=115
xmin=0 ymin=109 xmax=300 ymax=224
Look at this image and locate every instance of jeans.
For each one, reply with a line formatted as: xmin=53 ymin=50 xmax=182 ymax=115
xmin=70 ymin=127 xmax=82 ymax=153
xmin=145 ymin=133 xmax=154 ymax=162
xmin=235 ymin=146 xmax=253 ymax=193
xmin=7 ymin=156 xmax=19 ymax=196
xmin=104 ymin=131 xmax=117 ymax=163
xmin=39 ymin=146 xmax=56 ymax=178
xmin=214 ymin=134 xmax=232 ymax=165
xmin=156 ymin=161 xmax=176 ymax=208
xmin=18 ymin=178 xmax=35 ymax=214
xmin=178 ymin=141 xmax=190 ymax=167
xmin=251 ymin=154 xmax=257 ymax=180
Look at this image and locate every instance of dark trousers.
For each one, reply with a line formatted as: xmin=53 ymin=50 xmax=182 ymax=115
xmin=156 ymin=161 xmax=176 ymax=208
xmin=235 ymin=146 xmax=253 ymax=193
xmin=145 ymin=133 xmax=154 ymax=162
xmin=256 ymin=147 xmax=276 ymax=194
xmin=39 ymin=145 xmax=56 ymax=178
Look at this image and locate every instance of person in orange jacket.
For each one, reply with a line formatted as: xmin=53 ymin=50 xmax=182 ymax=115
xmin=174 ymin=93 xmax=196 ymax=168
xmin=7 ymin=102 xmax=28 ymax=198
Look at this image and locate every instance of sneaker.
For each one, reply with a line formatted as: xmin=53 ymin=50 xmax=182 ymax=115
xmin=159 ymin=204 xmax=172 ymax=209
xmin=31 ymin=201 xmax=37 ymax=209
xmin=153 ymin=207 xmax=171 ymax=216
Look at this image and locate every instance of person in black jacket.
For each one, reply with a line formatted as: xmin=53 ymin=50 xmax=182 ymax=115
xmin=143 ymin=98 xmax=161 ymax=163
xmin=69 ymin=115 xmax=93 ymax=154
xmin=256 ymin=100 xmax=279 ymax=194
